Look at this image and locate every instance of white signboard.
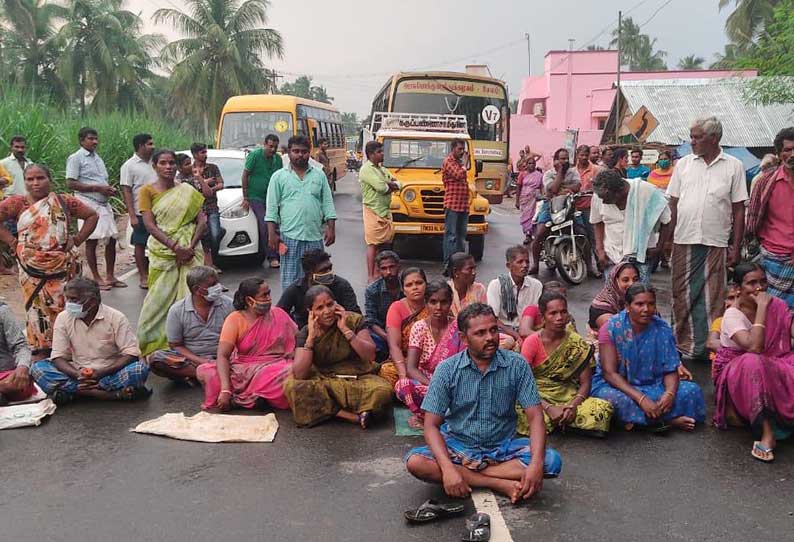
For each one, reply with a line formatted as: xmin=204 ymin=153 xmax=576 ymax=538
xmin=481 ymin=105 xmax=501 ymax=125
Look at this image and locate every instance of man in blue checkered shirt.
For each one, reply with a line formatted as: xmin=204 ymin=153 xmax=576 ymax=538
xmin=405 ymin=303 xmax=562 ymax=503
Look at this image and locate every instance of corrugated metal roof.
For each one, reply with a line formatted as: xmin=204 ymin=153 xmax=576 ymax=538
xmin=616 ymin=78 xmax=794 ymax=146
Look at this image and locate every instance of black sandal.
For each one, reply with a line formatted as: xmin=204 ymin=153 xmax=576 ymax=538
xmin=463 ymin=512 xmax=491 ymax=541
xmin=404 ymin=500 xmax=465 ymax=524
xmin=358 ymin=411 xmax=372 ymax=429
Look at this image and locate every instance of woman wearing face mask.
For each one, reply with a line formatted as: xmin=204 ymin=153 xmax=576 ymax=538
xmin=197 ymin=278 xmax=297 ymax=412
xmin=378 ymin=268 xmax=428 ymax=387
xmin=591 ymin=284 xmax=706 ymax=432
xmin=444 ymin=252 xmax=486 ymax=317
xmin=0 ymin=164 xmax=98 ymax=359
xmin=395 ymin=280 xmax=465 ymax=428
xmin=647 ymin=151 xmax=674 ymax=191
xmin=137 ymin=149 xmax=207 ymax=358
xmin=283 ymin=285 xmax=391 ymax=428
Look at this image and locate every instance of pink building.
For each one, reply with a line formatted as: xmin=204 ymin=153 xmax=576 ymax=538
xmin=511 ymin=50 xmax=757 ymax=168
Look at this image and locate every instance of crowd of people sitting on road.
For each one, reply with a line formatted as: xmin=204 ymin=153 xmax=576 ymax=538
xmin=1 ymin=115 xmax=794 ymax=505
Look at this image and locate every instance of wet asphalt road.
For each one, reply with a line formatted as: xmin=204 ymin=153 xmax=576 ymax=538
xmin=3 ymin=173 xmax=792 ymax=542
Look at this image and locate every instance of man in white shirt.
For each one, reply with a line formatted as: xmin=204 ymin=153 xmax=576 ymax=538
xmin=590 ymin=169 xmax=672 ymax=284
xmin=120 ymin=133 xmax=156 ymax=289
xmin=666 ymin=116 xmax=748 ymax=360
xmin=487 ymin=245 xmax=543 ymax=350
xmin=0 ymin=135 xmax=32 ymax=196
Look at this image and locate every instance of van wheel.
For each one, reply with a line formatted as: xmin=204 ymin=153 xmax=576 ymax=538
xmin=468 ymin=235 xmax=485 ymax=261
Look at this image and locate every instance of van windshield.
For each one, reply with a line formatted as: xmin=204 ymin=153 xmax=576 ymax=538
xmin=219 ymin=112 xmax=293 ymax=149
xmin=383 ymin=138 xmax=465 ymax=170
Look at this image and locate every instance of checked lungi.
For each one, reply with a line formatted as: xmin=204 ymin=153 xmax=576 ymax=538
xmin=671 ymin=244 xmax=727 ymax=360
xmin=31 ymin=358 xmax=149 ymax=397
xmin=280 ymin=236 xmax=324 ymax=290
xmin=761 ymin=247 xmax=794 ymax=309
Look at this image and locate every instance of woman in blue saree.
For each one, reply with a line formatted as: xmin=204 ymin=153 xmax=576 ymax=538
xmin=591 ymin=283 xmax=705 ymax=431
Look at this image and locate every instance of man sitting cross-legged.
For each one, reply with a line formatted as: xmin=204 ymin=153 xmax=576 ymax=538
xmin=405 ymin=303 xmax=562 ymax=504
xmin=0 ymin=300 xmax=36 ymax=405
xmin=148 ymin=266 xmax=233 ymax=382
xmin=31 ymin=277 xmax=150 ymax=404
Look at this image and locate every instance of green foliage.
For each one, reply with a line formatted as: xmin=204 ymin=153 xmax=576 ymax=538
xmin=733 ymin=0 xmax=794 ymax=75
xmin=0 ymin=85 xmax=195 ymax=212
xmin=609 ymin=17 xmax=667 ymax=71
xmin=718 ymin=0 xmax=779 ymax=49
xmin=341 ymin=112 xmax=360 ymax=135
xmin=280 ymin=75 xmax=333 ymax=104
xmin=155 ymin=0 xmax=284 ymax=136
xmin=677 ymin=55 xmax=705 ymax=70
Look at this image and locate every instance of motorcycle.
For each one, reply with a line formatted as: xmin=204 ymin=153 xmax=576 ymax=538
xmin=346 ymin=156 xmax=361 ymax=172
xmin=538 ymin=192 xmax=592 ymax=285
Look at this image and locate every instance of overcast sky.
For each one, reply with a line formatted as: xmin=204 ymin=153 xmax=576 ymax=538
xmin=134 ymin=0 xmax=732 ymax=117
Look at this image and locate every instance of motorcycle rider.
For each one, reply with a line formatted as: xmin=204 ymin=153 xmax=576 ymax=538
xmin=528 ymin=148 xmax=580 ymax=275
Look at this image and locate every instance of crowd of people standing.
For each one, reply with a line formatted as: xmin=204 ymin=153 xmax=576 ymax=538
xmin=0 ymin=114 xmax=793 ymax=506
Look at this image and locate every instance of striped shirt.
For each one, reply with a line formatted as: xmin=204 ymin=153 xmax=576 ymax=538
xmin=421 ymin=348 xmax=541 ymax=449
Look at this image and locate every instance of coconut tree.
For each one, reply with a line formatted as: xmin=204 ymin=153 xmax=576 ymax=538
xmin=677 ymin=55 xmax=705 ymax=70
xmin=1 ymin=0 xmax=68 ymax=100
xmin=718 ymin=0 xmax=779 ymax=49
xmin=56 ymin=0 xmax=147 ymax=115
xmin=155 ymin=0 xmax=284 ymax=136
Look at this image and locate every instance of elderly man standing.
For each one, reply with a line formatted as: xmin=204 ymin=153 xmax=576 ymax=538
xmin=66 ymin=127 xmax=123 ymax=290
xmin=148 ymin=266 xmax=233 ymax=381
xmin=667 ymin=116 xmax=747 ymax=361
xmin=30 ymin=277 xmax=150 ymax=405
xmin=242 ymin=133 xmax=282 ymax=269
xmin=266 ymin=135 xmax=337 ymax=290
xmin=359 ymin=140 xmax=400 ymax=282
xmin=747 ymin=127 xmax=794 ymax=307
xmin=590 ymin=168 xmax=672 ymax=284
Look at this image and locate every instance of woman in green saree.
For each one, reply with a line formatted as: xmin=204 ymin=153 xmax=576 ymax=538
xmin=517 ymin=291 xmax=614 ymax=437
xmin=137 ymin=149 xmax=206 ymax=357
xmin=284 ymin=285 xmax=392 ymax=428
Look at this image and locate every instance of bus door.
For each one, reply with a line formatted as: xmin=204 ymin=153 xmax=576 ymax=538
xmin=306 ymin=118 xmax=319 ymax=152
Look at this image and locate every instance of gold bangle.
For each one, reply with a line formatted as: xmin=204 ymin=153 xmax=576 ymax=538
xmin=639 ymin=394 xmax=648 ymax=405
xmin=393 ymin=360 xmax=406 ymax=365
xmin=751 ymin=323 xmax=765 ymax=328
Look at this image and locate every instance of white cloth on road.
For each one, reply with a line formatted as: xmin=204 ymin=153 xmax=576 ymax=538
xmin=0 ymin=397 xmax=56 ymax=430
xmin=132 ymin=411 xmax=279 ymax=443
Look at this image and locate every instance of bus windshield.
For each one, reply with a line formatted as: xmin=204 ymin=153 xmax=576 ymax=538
xmin=219 ymin=112 xmax=293 ymax=149
xmin=382 ymin=138 xmax=462 ymax=170
xmin=392 ymin=78 xmax=508 ymax=144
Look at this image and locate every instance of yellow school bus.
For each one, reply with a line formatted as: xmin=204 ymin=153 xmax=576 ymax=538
xmin=370 ymin=71 xmax=510 ymax=203
xmin=217 ymin=95 xmax=347 ymax=190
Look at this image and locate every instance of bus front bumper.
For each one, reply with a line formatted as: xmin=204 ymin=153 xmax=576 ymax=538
xmin=393 ymin=222 xmax=489 ymax=235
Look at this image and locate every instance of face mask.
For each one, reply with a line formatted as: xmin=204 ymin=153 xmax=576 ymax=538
xmin=65 ymin=301 xmax=86 ymax=318
xmin=204 ymin=284 xmax=224 ymax=302
xmin=313 ymin=271 xmax=335 ymax=286
xmin=253 ymin=302 xmax=271 ymax=315
xmin=658 ymin=159 xmax=671 ymax=169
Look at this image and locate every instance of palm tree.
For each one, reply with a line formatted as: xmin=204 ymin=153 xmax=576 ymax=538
xmin=155 ymin=0 xmax=284 ymax=136
xmin=632 ymin=35 xmax=667 ymax=71
xmin=57 ymin=0 xmax=147 ymax=115
xmin=710 ymin=43 xmax=744 ymax=69
xmin=677 ymin=55 xmax=705 ymax=70
xmin=610 ymin=16 xmax=643 ymax=68
xmin=718 ymin=0 xmax=779 ymax=48
xmin=2 ymin=0 xmax=68 ymax=99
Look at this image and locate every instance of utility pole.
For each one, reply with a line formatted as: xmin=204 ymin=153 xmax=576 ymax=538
xmin=525 ymin=33 xmax=531 ymax=76
xmin=615 ymin=10 xmax=622 ymax=144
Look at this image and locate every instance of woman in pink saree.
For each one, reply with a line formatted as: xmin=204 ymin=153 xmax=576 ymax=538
xmin=713 ymin=263 xmax=794 ymax=463
xmin=395 ymin=280 xmax=465 ymax=427
xmin=198 ymin=278 xmax=297 ymax=411
xmin=515 ymin=157 xmax=543 ymax=241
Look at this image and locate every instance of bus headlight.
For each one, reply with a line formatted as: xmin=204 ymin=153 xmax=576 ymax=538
xmin=484 ymin=180 xmax=495 ymax=190
xmin=403 ymin=189 xmax=417 ymax=203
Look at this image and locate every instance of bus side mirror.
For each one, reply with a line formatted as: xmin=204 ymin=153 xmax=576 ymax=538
xmin=475 ymin=160 xmax=483 ymax=174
